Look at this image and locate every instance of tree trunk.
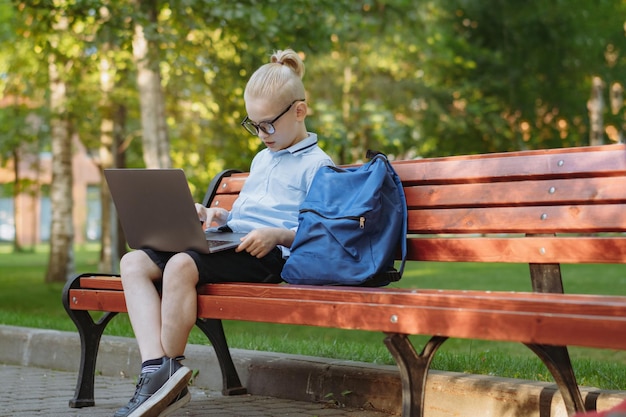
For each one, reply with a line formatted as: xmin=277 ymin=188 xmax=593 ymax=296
xmin=587 ymin=76 xmax=605 ymax=146
xmin=610 ymin=82 xmax=624 ymax=144
xmin=45 ymin=52 xmax=74 ymax=283
xmin=98 ymin=55 xmax=117 ymax=273
xmin=132 ymin=0 xmax=171 ymax=169
xmin=11 ymin=148 xmax=23 ymax=252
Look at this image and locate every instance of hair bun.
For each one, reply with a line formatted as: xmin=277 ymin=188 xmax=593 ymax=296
xmin=271 ymin=49 xmax=305 ymax=79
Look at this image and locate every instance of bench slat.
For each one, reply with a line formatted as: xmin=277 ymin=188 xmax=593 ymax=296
xmin=407 ymin=236 xmax=626 ymax=263
xmin=79 ymin=276 xmax=123 ymax=290
xmin=209 ymin=194 xmax=238 ymax=210
xmin=67 ymin=285 xmax=626 ymax=349
xmin=213 ymin=174 xmax=247 ymax=194
xmin=196 ymin=295 xmax=626 ymax=350
xmin=406 ymin=177 xmax=626 ymax=208
xmin=68 ymin=289 xmax=127 ymax=312
xmin=199 ymin=283 xmax=626 ymax=310
xmin=409 ymin=204 xmax=626 ymax=234
xmin=394 ymin=144 xmax=626 ymax=185
xmin=76 ymin=277 xmax=626 ymax=304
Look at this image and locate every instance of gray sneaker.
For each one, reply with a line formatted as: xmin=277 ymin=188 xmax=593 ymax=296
xmin=158 ymin=387 xmax=191 ymax=417
xmin=114 ymin=356 xmax=191 ymax=417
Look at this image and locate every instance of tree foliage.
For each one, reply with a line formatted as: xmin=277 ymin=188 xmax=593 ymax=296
xmin=1 ymin=0 xmax=624 ymax=271
xmin=7 ymin=0 xmax=623 ymax=181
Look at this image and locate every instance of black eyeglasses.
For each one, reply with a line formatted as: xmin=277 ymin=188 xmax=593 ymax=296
xmin=240 ymin=99 xmax=305 ymax=136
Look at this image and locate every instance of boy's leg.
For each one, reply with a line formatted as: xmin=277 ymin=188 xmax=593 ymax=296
xmin=120 ymin=250 xmax=167 ymax=362
xmin=160 ymin=252 xmax=201 ymax=357
xmin=116 ymin=251 xmax=196 ymax=417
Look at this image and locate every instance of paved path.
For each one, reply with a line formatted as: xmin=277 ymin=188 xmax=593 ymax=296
xmin=0 ymin=364 xmax=391 ymax=417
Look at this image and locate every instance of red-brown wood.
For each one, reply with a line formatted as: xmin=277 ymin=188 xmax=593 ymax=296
xmin=393 ymin=144 xmax=626 ymax=185
xmin=404 ymin=177 xmax=626 ymax=208
xmin=408 ymin=204 xmax=626 ymax=234
xmin=406 ymin=236 xmax=626 ymax=263
xmin=209 ymin=194 xmax=237 ymax=210
xmin=69 ymin=289 xmax=127 ymax=312
xmin=192 ymin=292 xmax=626 ymax=350
xmin=79 ymin=275 xmax=123 ymax=290
xmin=68 ymin=282 xmax=626 ymax=349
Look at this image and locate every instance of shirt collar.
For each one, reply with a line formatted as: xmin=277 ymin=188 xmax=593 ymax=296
xmin=276 ymin=133 xmax=318 ymax=155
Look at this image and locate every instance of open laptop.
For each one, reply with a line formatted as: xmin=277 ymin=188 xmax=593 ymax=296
xmin=104 ymin=169 xmax=247 ymax=253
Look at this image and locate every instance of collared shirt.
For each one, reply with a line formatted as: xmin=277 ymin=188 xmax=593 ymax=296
xmin=226 ymin=133 xmax=334 ymax=256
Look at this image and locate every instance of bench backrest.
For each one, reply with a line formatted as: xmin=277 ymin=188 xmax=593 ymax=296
xmin=206 ymin=144 xmax=626 ymax=268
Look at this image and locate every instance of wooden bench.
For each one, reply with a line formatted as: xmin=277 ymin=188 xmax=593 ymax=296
xmin=63 ymin=143 xmax=626 ymax=417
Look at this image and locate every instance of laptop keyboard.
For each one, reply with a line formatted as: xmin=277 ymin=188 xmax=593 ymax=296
xmin=206 ymin=239 xmax=235 ymax=248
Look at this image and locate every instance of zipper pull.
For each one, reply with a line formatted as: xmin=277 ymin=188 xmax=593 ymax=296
xmin=359 ymin=217 xmax=365 ymax=229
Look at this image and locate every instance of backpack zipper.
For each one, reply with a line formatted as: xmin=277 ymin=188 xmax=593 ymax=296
xmin=300 ymin=209 xmax=366 ymax=229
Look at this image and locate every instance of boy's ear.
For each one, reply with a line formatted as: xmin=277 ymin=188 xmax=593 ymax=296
xmin=295 ymin=101 xmax=308 ymax=120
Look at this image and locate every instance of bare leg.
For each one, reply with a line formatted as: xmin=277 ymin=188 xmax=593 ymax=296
xmin=117 ymin=251 xmax=195 ymax=417
xmin=120 ymin=250 xmax=166 ymax=362
xmin=160 ymin=253 xmax=199 ymax=357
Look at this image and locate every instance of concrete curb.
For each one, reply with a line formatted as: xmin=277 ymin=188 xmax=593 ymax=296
xmin=1 ymin=325 xmax=624 ymax=416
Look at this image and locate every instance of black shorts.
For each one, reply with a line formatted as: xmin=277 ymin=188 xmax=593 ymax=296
xmin=142 ymin=247 xmax=285 ymax=284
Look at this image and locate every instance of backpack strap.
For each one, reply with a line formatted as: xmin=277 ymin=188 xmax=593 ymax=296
xmin=366 ymin=150 xmax=408 ymax=278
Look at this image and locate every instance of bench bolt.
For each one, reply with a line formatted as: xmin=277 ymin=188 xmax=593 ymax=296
xmin=390 ymin=314 xmax=398 ymax=323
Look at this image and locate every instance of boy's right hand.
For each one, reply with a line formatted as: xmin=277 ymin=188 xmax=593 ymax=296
xmin=195 ymin=204 xmax=229 ymax=230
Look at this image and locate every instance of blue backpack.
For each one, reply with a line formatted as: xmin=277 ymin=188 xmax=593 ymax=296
xmin=281 ymin=151 xmax=407 ymax=287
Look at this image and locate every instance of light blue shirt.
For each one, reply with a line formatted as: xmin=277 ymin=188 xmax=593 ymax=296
xmin=226 ymin=133 xmax=334 ymax=256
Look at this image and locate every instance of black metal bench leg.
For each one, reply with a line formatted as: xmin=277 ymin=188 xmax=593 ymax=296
xmin=527 ymin=262 xmax=587 ymax=415
xmin=526 ymin=343 xmax=586 ymax=416
xmin=195 ymin=318 xmax=247 ymax=395
xmin=384 ymin=334 xmax=448 ymax=417
xmin=62 ymin=274 xmax=118 ymax=408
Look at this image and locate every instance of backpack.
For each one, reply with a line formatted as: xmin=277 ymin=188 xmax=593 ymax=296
xmin=281 ymin=151 xmax=407 ymax=287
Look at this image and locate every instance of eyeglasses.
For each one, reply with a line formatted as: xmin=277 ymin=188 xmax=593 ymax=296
xmin=240 ymin=99 xmax=305 ymax=136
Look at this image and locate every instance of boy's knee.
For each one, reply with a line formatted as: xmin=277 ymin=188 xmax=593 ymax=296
xmin=163 ymin=253 xmax=198 ymax=287
xmin=120 ymin=250 xmax=158 ymax=281
xmin=120 ymin=250 xmax=143 ymax=272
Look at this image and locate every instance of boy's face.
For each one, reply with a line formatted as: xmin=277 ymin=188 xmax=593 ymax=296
xmin=244 ymin=97 xmax=304 ymax=152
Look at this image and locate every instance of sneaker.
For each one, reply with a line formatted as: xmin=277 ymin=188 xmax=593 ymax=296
xmin=158 ymin=387 xmax=191 ymax=417
xmin=114 ymin=356 xmax=192 ymax=417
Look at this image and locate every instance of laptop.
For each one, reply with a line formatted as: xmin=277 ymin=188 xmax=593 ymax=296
xmin=104 ymin=168 xmax=247 ymax=253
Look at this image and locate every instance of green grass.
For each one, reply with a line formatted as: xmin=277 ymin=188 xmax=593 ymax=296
xmin=1 ymin=243 xmax=625 ymax=390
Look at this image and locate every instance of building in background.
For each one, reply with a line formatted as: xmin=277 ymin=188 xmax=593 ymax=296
xmin=0 ymin=136 xmax=101 ymax=246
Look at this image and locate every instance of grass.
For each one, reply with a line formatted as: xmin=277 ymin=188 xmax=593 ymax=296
xmin=1 ymin=243 xmax=625 ymax=390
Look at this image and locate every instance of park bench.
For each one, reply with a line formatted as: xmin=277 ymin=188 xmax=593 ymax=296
xmin=63 ymin=143 xmax=626 ymax=417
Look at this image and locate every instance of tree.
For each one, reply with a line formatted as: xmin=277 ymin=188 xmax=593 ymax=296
xmin=46 ymin=47 xmax=75 ymax=283
xmin=0 ymin=2 xmax=48 ymax=253
xmin=413 ymin=0 xmax=626 ymax=155
xmin=132 ymin=0 xmax=170 ymax=169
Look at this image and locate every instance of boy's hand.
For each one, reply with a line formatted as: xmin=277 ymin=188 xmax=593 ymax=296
xmin=237 ymin=228 xmax=295 ymax=258
xmin=196 ymin=204 xmax=229 ymax=230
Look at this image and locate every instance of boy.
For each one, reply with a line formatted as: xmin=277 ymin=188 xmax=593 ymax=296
xmin=114 ymin=49 xmax=334 ymax=417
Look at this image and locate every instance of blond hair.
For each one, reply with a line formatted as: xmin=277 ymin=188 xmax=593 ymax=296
xmin=244 ymin=49 xmax=306 ymax=106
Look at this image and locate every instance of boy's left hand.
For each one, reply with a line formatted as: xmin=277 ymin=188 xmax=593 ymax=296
xmin=236 ymin=228 xmax=294 ymax=258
